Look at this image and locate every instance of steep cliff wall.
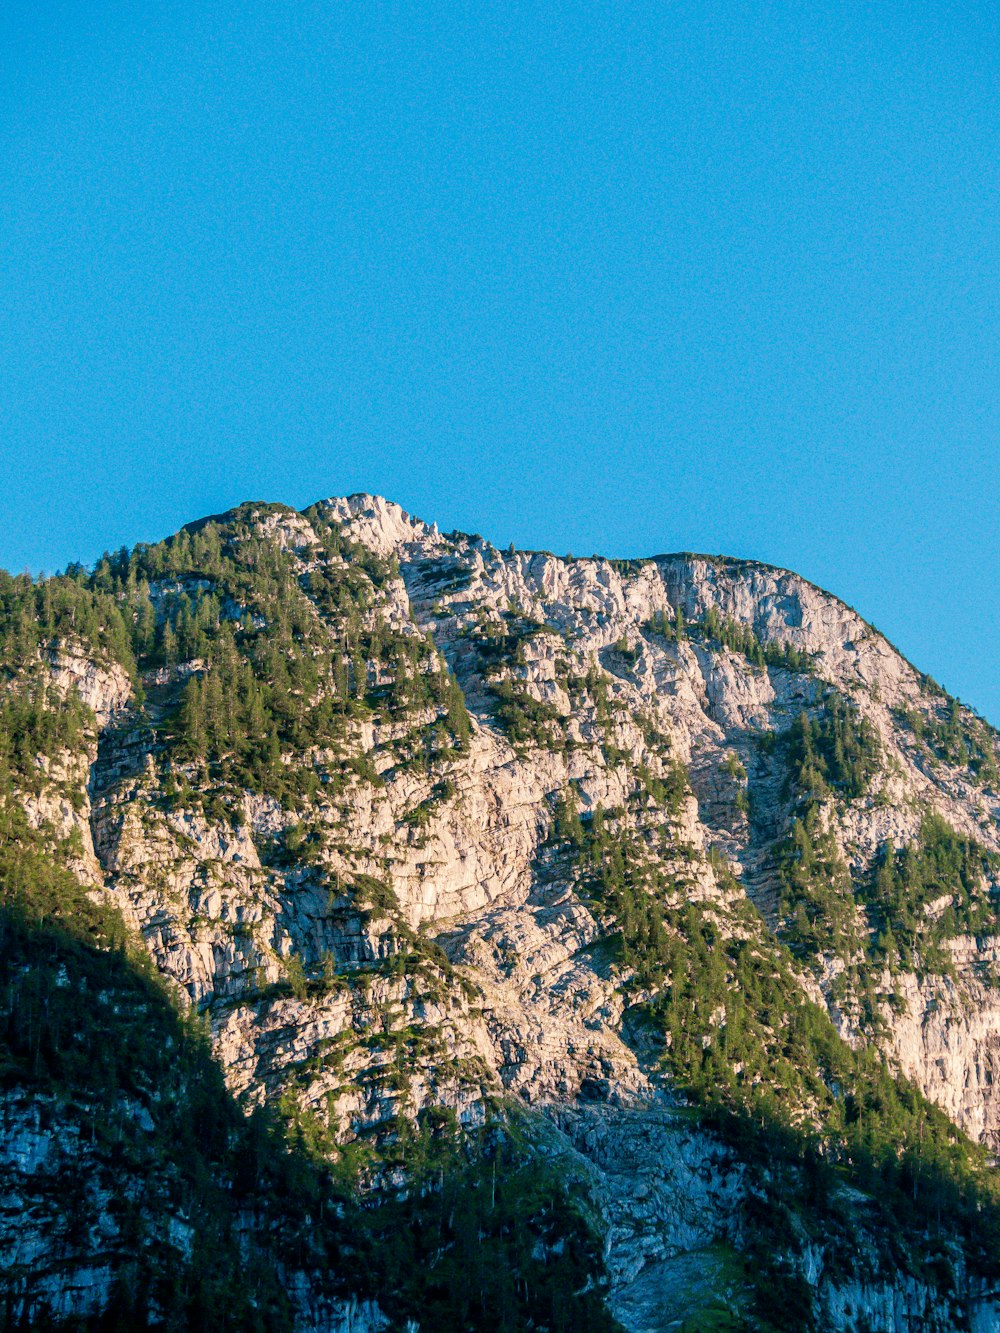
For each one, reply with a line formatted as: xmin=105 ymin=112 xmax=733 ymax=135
xmin=3 ymin=494 xmax=1000 ymax=1330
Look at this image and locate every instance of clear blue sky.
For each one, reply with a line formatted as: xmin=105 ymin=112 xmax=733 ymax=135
xmin=2 ymin=3 xmax=998 ymax=719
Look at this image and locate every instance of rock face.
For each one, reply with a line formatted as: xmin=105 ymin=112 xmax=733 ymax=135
xmin=4 ymin=492 xmax=1000 ymax=1330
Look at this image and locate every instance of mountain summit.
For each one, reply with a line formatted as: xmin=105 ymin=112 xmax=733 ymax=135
xmin=3 ymin=495 xmax=1000 ymax=1330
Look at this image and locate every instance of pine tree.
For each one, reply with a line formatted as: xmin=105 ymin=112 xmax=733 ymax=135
xmin=161 ymin=622 xmax=178 ymax=668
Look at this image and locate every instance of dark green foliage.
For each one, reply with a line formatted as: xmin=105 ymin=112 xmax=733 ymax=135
xmin=643 ymin=608 xmax=676 ymax=641
xmin=605 ymin=557 xmax=648 ymax=577
xmin=350 ymin=873 xmax=401 ymax=917
xmin=466 ymin=610 xmax=554 ymax=673
xmin=724 ymin=752 xmax=751 ymax=816
xmin=782 ymin=693 xmax=881 ymax=803
xmin=774 ymin=696 xmax=997 ymax=974
xmin=488 ymin=679 xmax=566 ymax=749
xmin=438 ymin=667 xmax=473 ymax=748
xmin=411 ymin=556 xmax=475 ymax=596
xmin=0 ymin=795 xmax=126 ymax=951
xmin=643 ymin=606 xmax=686 ymax=644
xmin=698 ymin=607 xmax=816 ymax=671
xmin=565 ymin=665 xmax=612 ymax=724
xmin=0 ymin=571 xmax=138 ymax=684
xmin=0 ymin=680 xmax=92 ymax=796
xmin=79 ymin=508 xmax=476 ymax=805
xmin=643 ymin=604 xmax=812 ymax=671
xmin=0 ymin=837 xmax=338 ymax=1328
xmin=612 ymin=636 xmax=641 ymax=667
xmin=633 ymin=759 xmax=689 ymax=814
xmin=895 ymin=698 xmax=1000 ymax=788
xmin=172 ymin=626 xmax=280 ymax=776
xmin=0 ymin=769 xmax=616 ymax=1331
xmin=570 ymin=809 xmax=672 ymax=985
xmin=403 ymin=777 xmax=457 ymax=829
xmin=545 ymin=810 xmax=1000 ymax=1305
xmin=694 ymin=605 xmax=813 ymax=672
xmin=861 ymin=815 xmax=1000 ymax=966
xmin=358 ymin=1119 xmax=621 ymax=1333
xmin=775 ymin=806 xmax=862 ymax=961
xmin=552 ymin=788 xmax=585 ymax=846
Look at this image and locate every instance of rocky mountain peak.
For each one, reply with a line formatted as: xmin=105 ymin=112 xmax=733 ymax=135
xmin=313 ymin=492 xmax=444 ymax=557
xmin=3 ymin=495 xmax=1000 ymax=1331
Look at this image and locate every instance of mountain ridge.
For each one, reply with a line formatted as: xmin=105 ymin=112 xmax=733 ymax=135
xmin=2 ymin=492 xmax=1000 ymax=1330
xmin=151 ymin=490 xmax=983 ymax=722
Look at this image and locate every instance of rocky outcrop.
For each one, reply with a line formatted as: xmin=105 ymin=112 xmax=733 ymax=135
xmin=47 ymin=647 xmax=132 ymax=726
xmin=6 ymin=492 xmax=1000 ymax=1329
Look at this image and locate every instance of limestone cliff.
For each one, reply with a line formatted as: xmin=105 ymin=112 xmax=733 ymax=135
xmin=3 ymin=494 xmax=1000 ymax=1331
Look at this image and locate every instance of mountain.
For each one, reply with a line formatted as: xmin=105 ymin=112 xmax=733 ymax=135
xmin=2 ymin=493 xmax=1000 ymax=1331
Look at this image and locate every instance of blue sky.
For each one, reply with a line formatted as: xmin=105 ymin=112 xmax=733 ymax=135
xmin=1 ymin=3 xmax=998 ymax=719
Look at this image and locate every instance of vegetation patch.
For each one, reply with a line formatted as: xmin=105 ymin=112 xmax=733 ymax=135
xmin=544 ymin=805 xmax=1000 ymax=1322
xmin=894 ymin=698 xmax=1000 ymax=788
xmin=488 ymin=679 xmax=567 ymax=749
